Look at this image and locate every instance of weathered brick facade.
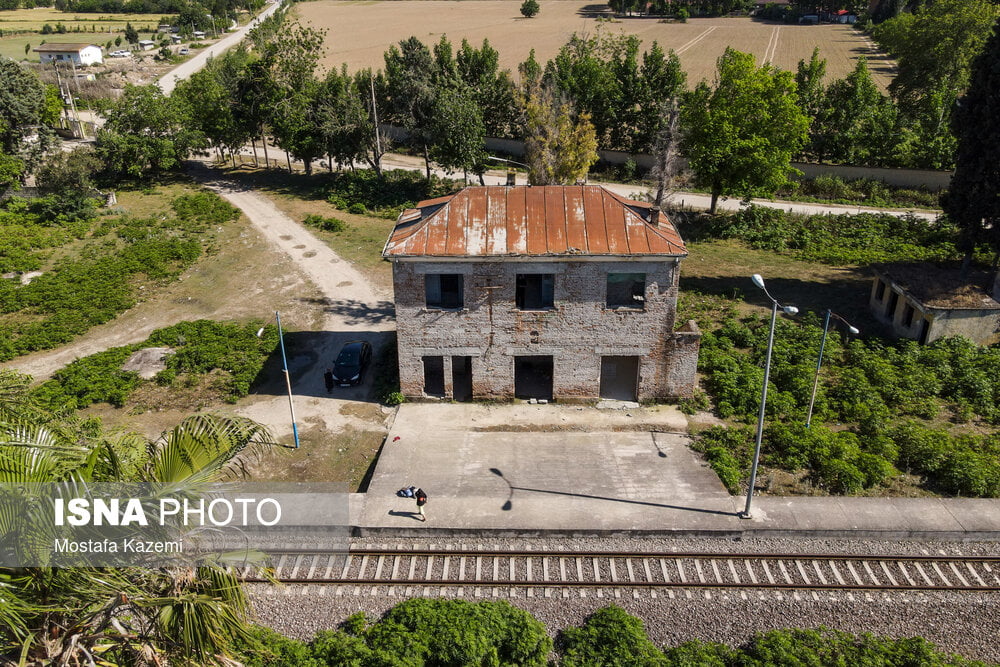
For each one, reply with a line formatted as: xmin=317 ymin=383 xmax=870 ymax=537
xmin=392 ymin=258 xmax=700 ymax=401
xmin=384 ymin=186 xmax=701 ymax=402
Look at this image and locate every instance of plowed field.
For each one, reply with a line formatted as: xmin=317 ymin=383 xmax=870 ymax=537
xmin=295 ymin=1 xmax=894 ymax=88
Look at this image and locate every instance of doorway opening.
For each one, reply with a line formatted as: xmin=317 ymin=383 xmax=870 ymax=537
xmin=599 ymin=356 xmax=640 ymax=401
xmin=452 ymin=356 xmax=472 ymax=402
xmin=514 ymin=356 xmax=553 ymax=401
xmin=422 ymin=356 xmax=445 ymax=396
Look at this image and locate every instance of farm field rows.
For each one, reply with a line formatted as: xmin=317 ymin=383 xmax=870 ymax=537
xmin=296 ymin=0 xmax=894 ymax=88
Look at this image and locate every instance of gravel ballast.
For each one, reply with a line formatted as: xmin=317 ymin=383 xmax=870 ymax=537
xmin=248 ymin=536 xmax=1000 ymax=662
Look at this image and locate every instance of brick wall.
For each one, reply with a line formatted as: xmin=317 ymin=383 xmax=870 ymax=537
xmin=392 ymin=258 xmax=701 ymax=401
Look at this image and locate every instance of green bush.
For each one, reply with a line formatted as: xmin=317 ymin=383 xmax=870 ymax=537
xmin=694 ymin=311 xmax=1000 ymax=497
xmin=30 ymin=320 xmax=279 ymax=410
xmin=711 ymin=204 xmax=962 ymax=265
xmin=231 ymin=625 xmax=319 ymax=667
xmin=303 ymin=213 xmax=346 ymax=232
xmin=361 ymin=599 xmax=551 ymax=666
xmin=170 ymin=191 xmax=240 ymax=226
xmin=325 ymin=169 xmax=459 ymax=219
xmin=558 ymin=605 xmax=667 ymax=667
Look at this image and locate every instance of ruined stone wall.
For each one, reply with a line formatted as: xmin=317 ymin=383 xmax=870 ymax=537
xmin=392 ymin=258 xmax=700 ymax=401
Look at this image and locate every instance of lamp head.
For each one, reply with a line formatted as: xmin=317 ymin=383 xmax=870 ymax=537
xmin=783 ymin=306 xmax=799 ymax=315
xmin=255 ymin=326 xmax=265 ymax=338
xmin=848 ymin=325 xmax=860 ymax=335
xmin=751 ymin=274 xmax=765 ymax=290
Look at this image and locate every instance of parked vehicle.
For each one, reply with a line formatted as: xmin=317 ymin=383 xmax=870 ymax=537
xmin=179 ymin=47 xmax=189 ymax=55
xmin=108 ymin=50 xmax=131 ymax=57
xmin=332 ymin=341 xmax=373 ymax=386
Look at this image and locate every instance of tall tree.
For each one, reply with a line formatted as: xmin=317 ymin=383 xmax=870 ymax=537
xmin=0 ymin=57 xmax=49 ymax=155
xmin=941 ymin=18 xmax=1000 ymax=273
xmin=679 ymin=48 xmax=808 ymax=213
xmin=812 ymin=58 xmax=901 ymax=166
xmin=429 ymin=85 xmax=487 ymax=182
xmin=636 ymin=42 xmax=686 ymax=153
xmin=521 ymin=84 xmax=599 ymax=185
xmin=96 ymin=84 xmax=204 ymax=179
xmin=456 ymin=39 xmax=518 ymax=138
xmin=384 ymin=36 xmax=437 ymax=179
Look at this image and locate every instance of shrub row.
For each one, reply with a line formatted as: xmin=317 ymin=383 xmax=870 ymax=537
xmin=776 ymin=175 xmax=940 ymax=210
xmin=695 ymin=315 xmax=1000 ymax=496
xmin=32 ymin=320 xmax=279 ymax=410
xmin=231 ymin=601 xmax=988 ymax=667
xmin=701 ymin=204 xmax=961 ymax=265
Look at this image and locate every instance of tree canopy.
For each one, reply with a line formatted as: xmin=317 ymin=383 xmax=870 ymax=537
xmin=680 ymin=48 xmax=809 ymax=213
xmin=942 ymin=17 xmax=1000 ymax=271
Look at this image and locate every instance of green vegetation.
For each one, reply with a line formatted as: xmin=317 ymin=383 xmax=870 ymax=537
xmin=0 ymin=189 xmax=238 ymax=362
xmin=0 ymin=369 xmax=276 ymax=664
xmin=699 ymin=205 xmax=960 ymax=265
xmin=325 ymin=168 xmax=459 ymax=220
xmin=228 ymin=603 xmax=992 ymax=667
xmin=777 ymin=175 xmax=940 ymax=209
xmin=31 ymin=319 xmax=279 ymax=409
xmin=693 ymin=313 xmax=1000 ymax=497
xmin=519 ymin=0 xmax=539 ymax=17
xmin=303 ymin=212 xmax=346 ymax=232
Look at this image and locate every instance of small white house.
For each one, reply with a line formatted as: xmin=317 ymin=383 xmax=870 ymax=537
xmin=137 ymin=39 xmax=156 ymax=51
xmin=192 ymin=30 xmax=206 ymax=39
xmin=34 ymin=43 xmax=103 ymax=66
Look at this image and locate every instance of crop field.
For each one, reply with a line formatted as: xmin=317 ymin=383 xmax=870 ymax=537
xmin=0 ymin=8 xmax=165 ymax=61
xmin=296 ymin=0 xmax=894 ymax=88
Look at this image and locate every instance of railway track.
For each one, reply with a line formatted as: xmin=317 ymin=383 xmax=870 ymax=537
xmin=241 ymin=549 xmax=1000 ymax=595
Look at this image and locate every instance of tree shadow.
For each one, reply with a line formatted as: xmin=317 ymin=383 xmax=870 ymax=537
xmin=248 ymin=329 xmax=394 ymax=403
xmin=680 ymin=273 xmax=891 ymax=337
xmin=296 ymin=297 xmax=396 ymax=325
xmin=576 ymin=3 xmax=613 ymax=16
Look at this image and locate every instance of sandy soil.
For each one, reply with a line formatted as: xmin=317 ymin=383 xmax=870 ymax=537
xmin=296 ymin=2 xmax=894 ymax=88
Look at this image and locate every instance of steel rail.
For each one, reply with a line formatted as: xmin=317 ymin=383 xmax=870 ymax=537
xmin=240 ymin=549 xmax=1000 ymax=593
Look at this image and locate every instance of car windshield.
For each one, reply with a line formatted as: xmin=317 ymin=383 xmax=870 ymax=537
xmin=336 ymin=347 xmax=360 ymax=366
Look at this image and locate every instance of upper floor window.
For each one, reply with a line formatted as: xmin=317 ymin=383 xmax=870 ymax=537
xmin=516 ymin=274 xmax=554 ymax=310
xmin=607 ymin=273 xmax=646 ymax=309
xmin=425 ymin=274 xmax=464 ymax=309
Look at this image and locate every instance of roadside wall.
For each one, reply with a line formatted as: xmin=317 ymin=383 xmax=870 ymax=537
xmin=382 ymin=126 xmax=952 ymax=191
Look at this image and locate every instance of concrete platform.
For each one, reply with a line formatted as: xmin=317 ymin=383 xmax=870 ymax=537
xmin=354 ymin=404 xmax=1000 ymax=540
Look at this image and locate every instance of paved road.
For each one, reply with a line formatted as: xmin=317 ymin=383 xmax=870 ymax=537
xmin=376 ymin=153 xmax=941 ymax=221
xmin=157 ymin=0 xmax=283 ymax=95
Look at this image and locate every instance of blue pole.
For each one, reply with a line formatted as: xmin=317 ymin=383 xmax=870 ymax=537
xmin=274 ymin=311 xmax=300 ymax=449
xmin=805 ymin=309 xmax=831 ymax=428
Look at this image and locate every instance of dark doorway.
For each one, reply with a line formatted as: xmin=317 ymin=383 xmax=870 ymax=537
xmin=919 ymin=318 xmax=930 ymax=344
xmin=422 ymin=356 xmax=445 ymax=396
xmin=514 ymin=356 xmax=553 ymax=401
xmin=452 ymin=356 xmax=472 ymax=402
xmin=599 ymin=356 xmax=640 ymax=401
xmin=885 ymin=291 xmax=899 ymax=320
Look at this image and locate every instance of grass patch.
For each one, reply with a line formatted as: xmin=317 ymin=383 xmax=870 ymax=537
xmin=247 ymin=423 xmax=385 ymax=491
xmin=31 ymin=319 xmax=279 ymax=410
xmin=0 ymin=184 xmax=237 ymax=361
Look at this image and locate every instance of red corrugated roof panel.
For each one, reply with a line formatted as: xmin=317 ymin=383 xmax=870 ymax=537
xmin=383 ymin=185 xmax=686 ymax=258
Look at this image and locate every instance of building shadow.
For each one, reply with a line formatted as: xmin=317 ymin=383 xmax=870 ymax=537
xmin=248 ymin=329 xmax=395 ymax=403
xmin=297 ymin=296 xmax=396 ymax=325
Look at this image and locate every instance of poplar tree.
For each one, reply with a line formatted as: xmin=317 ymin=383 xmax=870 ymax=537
xmin=942 ymin=18 xmax=1000 ymax=274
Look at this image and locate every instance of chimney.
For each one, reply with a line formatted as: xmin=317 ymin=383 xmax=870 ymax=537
xmin=646 ymin=205 xmax=661 ymax=226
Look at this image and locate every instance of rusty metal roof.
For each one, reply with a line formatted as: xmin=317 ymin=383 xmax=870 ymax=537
xmin=383 ymin=186 xmax=687 ymax=259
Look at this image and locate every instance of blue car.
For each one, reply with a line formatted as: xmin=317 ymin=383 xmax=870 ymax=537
xmin=332 ymin=340 xmax=373 ymax=386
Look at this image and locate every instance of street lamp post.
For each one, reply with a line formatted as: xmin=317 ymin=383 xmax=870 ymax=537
xmin=805 ymin=309 xmax=859 ymax=428
xmin=257 ymin=311 xmax=300 ymax=449
xmin=740 ymin=274 xmax=797 ymax=519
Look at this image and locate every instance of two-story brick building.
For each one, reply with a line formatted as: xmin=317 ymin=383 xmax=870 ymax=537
xmin=381 ymin=185 xmax=700 ymax=402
